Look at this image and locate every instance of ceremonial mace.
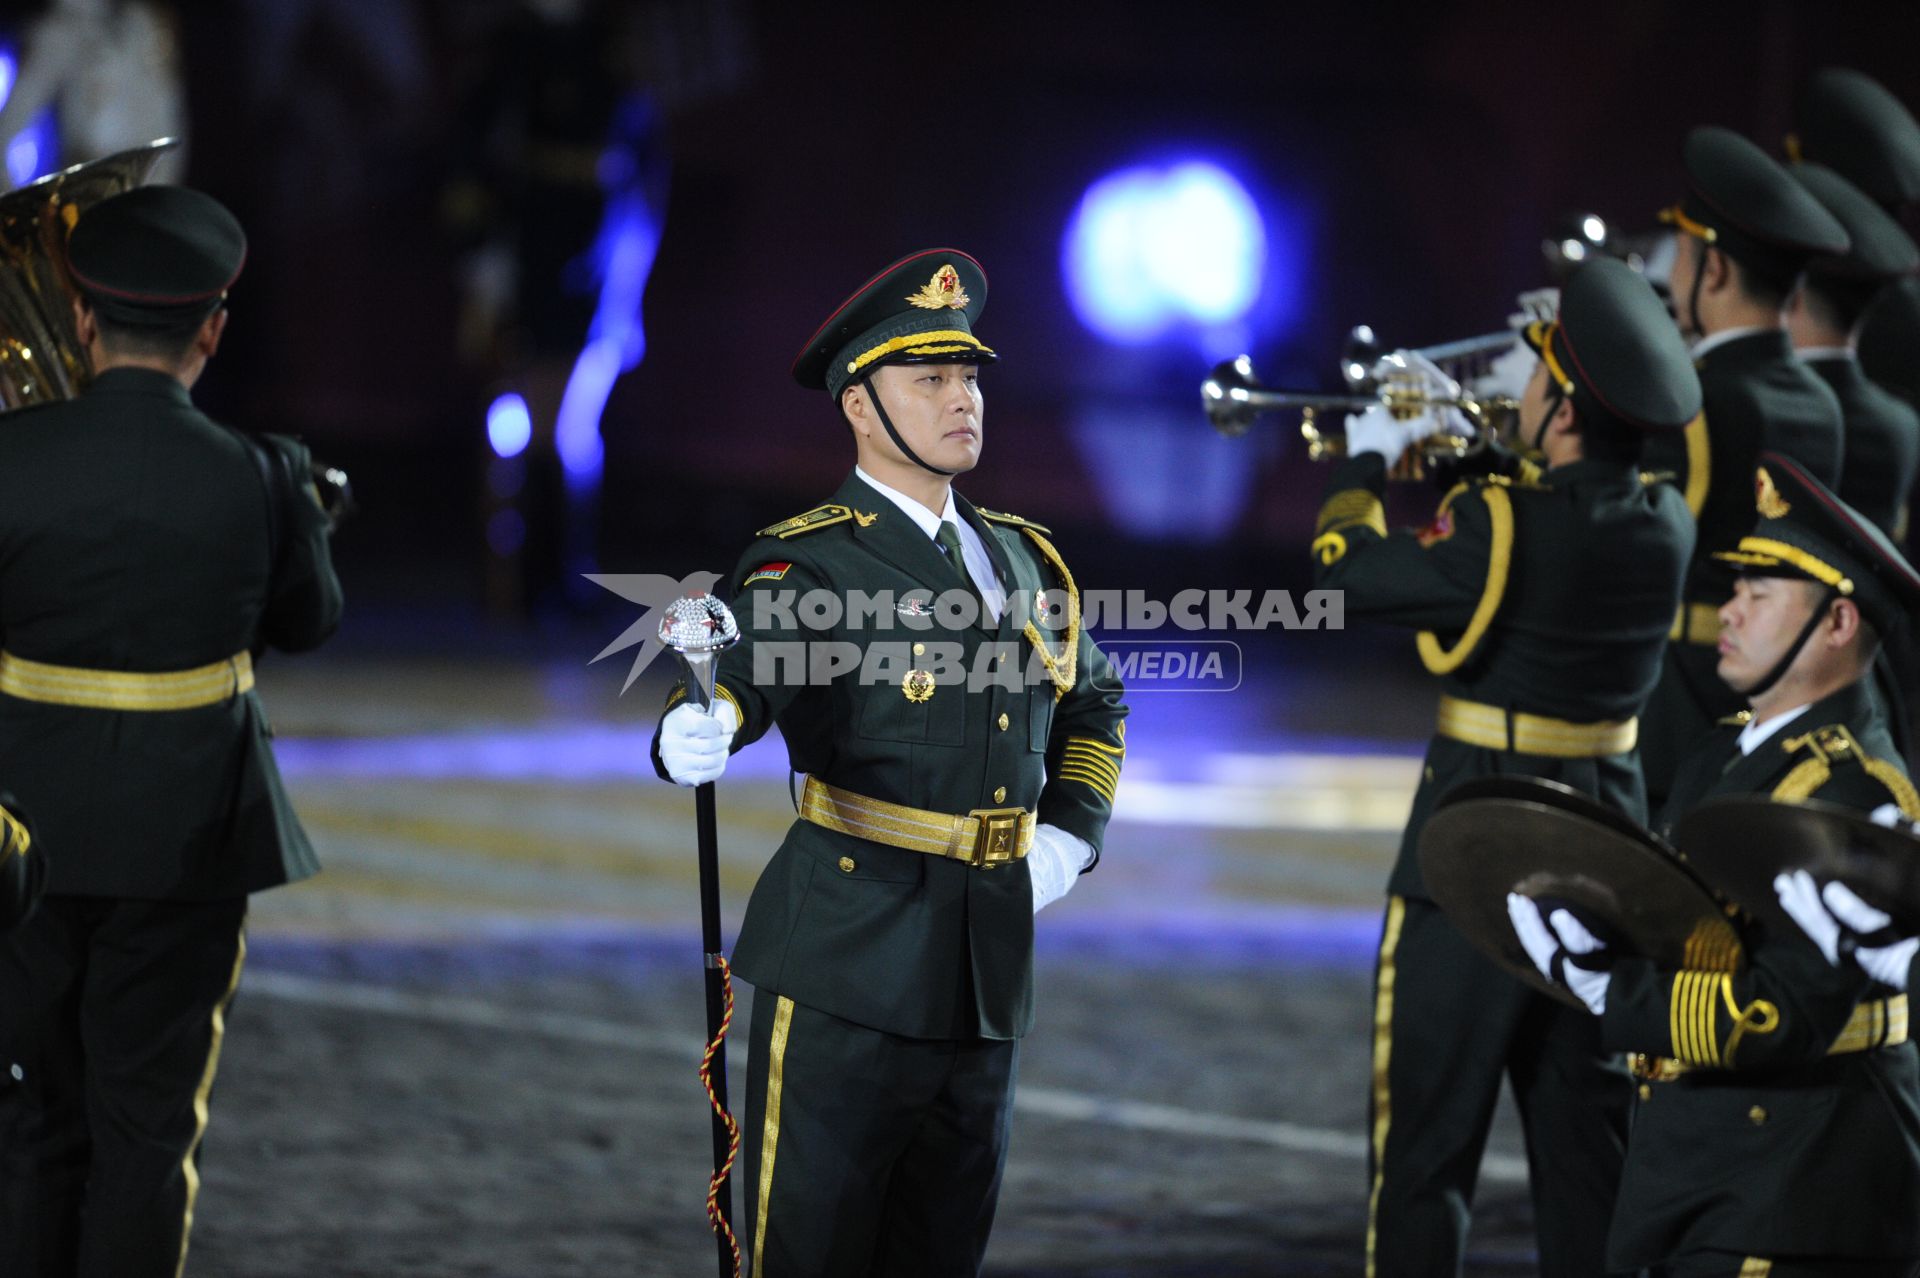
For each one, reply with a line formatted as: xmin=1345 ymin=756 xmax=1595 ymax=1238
xmin=658 ymin=593 xmax=743 ymax=1278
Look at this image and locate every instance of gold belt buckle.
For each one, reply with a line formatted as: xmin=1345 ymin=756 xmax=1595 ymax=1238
xmin=965 ymin=806 xmax=1024 ymax=868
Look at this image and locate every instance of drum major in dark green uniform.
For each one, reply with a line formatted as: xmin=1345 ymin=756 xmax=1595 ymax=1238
xmin=1311 ymin=258 xmax=1699 ymax=1277
xmin=0 ymin=187 xmax=343 ymax=1277
xmin=1640 ymin=126 xmax=1852 ymax=811
xmin=651 ymin=249 xmax=1126 ymax=1277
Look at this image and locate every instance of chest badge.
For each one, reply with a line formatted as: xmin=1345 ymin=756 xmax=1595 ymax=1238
xmin=902 ymin=669 xmax=937 ymax=703
xmin=897 ymin=597 xmax=935 ymax=619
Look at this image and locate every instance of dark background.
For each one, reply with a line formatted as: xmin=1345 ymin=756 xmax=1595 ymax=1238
xmin=21 ymin=0 xmax=1920 ymax=628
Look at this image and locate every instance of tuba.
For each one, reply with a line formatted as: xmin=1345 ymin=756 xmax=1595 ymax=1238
xmin=0 ymin=140 xmax=353 ymax=528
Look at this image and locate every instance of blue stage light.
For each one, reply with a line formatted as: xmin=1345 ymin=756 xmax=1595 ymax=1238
xmin=1063 ymin=160 xmax=1267 ymax=345
xmin=486 ymin=392 xmax=533 ymax=459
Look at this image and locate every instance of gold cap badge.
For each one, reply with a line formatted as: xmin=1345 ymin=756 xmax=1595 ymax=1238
xmin=1755 ymin=467 xmax=1792 ymax=519
xmin=906 ymin=264 xmax=970 ymax=311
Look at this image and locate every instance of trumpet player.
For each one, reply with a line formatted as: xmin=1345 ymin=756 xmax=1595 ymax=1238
xmin=1311 ymin=258 xmax=1700 ymax=1277
xmin=1639 ymin=127 xmax=1851 ymax=809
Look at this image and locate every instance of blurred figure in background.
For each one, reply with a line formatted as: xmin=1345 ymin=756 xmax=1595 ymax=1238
xmin=0 ymin=0 xmax=186 ymax=185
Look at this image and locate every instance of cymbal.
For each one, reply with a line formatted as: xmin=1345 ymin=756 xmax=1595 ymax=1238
xmin=1420 ymin=787 xmax=1740 ymax=1008
xmin=1673 ymin=796 xmax=1920 ymax=944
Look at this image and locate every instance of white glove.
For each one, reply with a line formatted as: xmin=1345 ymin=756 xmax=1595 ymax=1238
xmin=1773 ymin=870 xmax=1918 ymax=990
xmin=1472 ymin=340 xmax=1537 ymax=404
xmin=658 ymin=700 xmax=739 ymax=787
xmin=1507 ymin=287 xmax=1560 ymax=328
xmin=1028 ymin=823 xmax=1094 ymax=914
xmin=1343 ymin=403 xmax=1435 ymax=468
xmin=1507 ymin=893 xmax=1612 ymax=1014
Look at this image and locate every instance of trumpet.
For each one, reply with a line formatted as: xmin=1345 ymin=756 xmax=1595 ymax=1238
xmin=1200 ymin=354 xmax=1516 ymax=466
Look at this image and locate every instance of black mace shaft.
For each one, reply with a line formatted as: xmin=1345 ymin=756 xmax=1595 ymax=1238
xmin=696 ymin=776 xmax=734 ymax=1274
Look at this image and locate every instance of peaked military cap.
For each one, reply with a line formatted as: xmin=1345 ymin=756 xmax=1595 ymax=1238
xmin=1716 ymin=451 xmax=1920 ymax=634
xmin=1793 ymin=68 xmax=1920 ymax=211
xmin=1858 ymin=277 xmax=1920 ymax=403
xmin=67 ymin=185 xmax=246 ymax=328
xmin=1519 ymin=256 xmax=1701 ymax=433
xmin=1790 ymin=162 xmax=1920 ymax=282
xmin=792 ymin=248 xmax=996 ymax=400
xmin=1661 ymin=126 xmax=1850 ymax=290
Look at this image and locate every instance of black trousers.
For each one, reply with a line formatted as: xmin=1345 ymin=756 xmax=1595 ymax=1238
xmin=0 ymin=894 xmax=248 ymax=1278
xmin=1366 ymin=895 xmax=1630 ymax=1278
xmin=740 ymin=988 xmax=1018 ymax=1278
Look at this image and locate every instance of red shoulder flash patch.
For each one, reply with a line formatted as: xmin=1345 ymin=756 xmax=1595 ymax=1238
xmin=743 ymin=562 xmax=792 ymax=585
xmin=1416 ymin=512 xmax=1455 ymax=548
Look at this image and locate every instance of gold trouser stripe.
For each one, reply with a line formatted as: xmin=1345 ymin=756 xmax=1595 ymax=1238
xmin=1668 ymin=601 xmax=1723 ymax=645
xmin=0 ymin=650 xmax=254 ymax=712
xmin=175 ymin=928 xmax=247 ymax=1278
xmin=1364 ymin=896 xmax=1406 ymax=1278
xmin=751 ymin=996 xmax=794 ymax=1278
xmin=799 ymin=777 xmax=1034 ymax=864
xmin=1434 ymin=694 xmax=1637 ymax=758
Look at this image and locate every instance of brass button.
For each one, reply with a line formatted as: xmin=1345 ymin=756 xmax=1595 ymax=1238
xmin=913 ymin=643 xmax=926 ymax=656
xmin=993 ymin=786 xmax=1007 ymax=803
xmin=837 ymin=856 xmax=856 ymax=873
xmin=1424 ymin=766 xmax=1435 ymax=783
xmin=1637 ymin=1085 xmax=1651 ymax=1102
xmin=1748 ymin=1105 xmax=1767 ymax=1126
xmin=998 ymin=713 xmax=1010 ymax=730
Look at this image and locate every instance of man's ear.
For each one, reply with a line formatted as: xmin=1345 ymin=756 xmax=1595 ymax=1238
xmin=71 ymin=297 xmax=98 ymax=350
xmin=1828 ymin=595 xmax=1864 ymax=648
xmin=841 ymin=383 xmax=870 ymax=439
xmin=196 ymin=308 xmax=229 ymax=360
xmin=1702 ymin=245 xmax=1733 ymax=295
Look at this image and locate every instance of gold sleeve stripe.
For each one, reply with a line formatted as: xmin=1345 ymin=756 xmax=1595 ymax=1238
xmin=1061 ymin=744 xmax=1122 ymax=773
xmin=1056 ymin=765 xmax=1119 ymax=804
xmin=1065 ymin=734 xmax=1125 ymax=758
xmin=1416 ymin=485 xmax=1514 ymax=675
xmin=1668 ymin=971 xmax=1781 ymax=1069
xmin=1316 ymin=489 xmax=1386 ymax=537
xmin=1060 ymin=752 xmax=1121 ymax=790
xmin=1682 ymin=413 xmax=1710 ymax=518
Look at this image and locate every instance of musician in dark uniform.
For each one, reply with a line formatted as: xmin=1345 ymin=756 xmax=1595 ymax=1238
xmin=1515 ymin=453 xmax=1920 ymax=1275
xmin=0 ymin=187 xmax=343 ymax=1277
xmin=1793 ymin=67 xmax=1920 ymax=448
xmin=650 ymin=249 xmax=1127 ymax=1277
xmin=1640 ymin=126 xmax=1851 ymax=811
xmin=1311 ymin=258 xmax=1699 ymax=1277
xmin=1785 ymin=164 xmax=1920 ymax=541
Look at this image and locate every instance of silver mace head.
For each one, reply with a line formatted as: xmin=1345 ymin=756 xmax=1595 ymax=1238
xmin=656 ymin=592 xmax=740 ymax=712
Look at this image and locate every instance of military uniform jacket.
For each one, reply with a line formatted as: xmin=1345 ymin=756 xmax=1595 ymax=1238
xmin=1310 ymin=454 xmax=1694 ymax=897
xmin=1602 ymin=680 xmax=1920 ymax=1267
xmin=0 ymin=368 xmax=343 ymax=900
xmin=654 ymin=471 xmax=1127 ymax=1041
xmin=1812 ymin=354 xmax=1920 ymax=542
xmin=1645 ymin=329 xmax=1845 ymax=608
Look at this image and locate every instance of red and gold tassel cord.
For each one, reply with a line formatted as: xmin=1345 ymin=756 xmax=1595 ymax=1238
xmin=699 ymin=955 xmax=743 ymax=1277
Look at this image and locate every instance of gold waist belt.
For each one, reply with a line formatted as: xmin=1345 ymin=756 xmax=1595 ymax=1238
xmin=1669 ymin=601 xmax=1723 ymax=646
xmin=0 ymin=649 xmax=254 ymax=711
xmin=1632 ymin=994 xmax=1909 ymax=1081
xmin=1436 ymin=694 xmax=1638 ymax=758
xmin=800 ymin=776 xmax=1034 ymax=869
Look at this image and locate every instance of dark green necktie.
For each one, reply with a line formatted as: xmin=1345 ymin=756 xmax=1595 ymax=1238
xmin=935 ymin=520 xmax=987 ymax=620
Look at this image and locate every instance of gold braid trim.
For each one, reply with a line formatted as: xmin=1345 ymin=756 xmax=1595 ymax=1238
xmin=1416 ymin=485 xmax=1514 ymax=675
xmin=1864 ymin=756 xmax=1920 ymax=819
xmin=1019 ymin=527 xmax=1080 ymax=701
xmin=1771 ymin=757 xmax=1831 ymax=803
xmin=1682 ymin=413 xmax=1710 ymax=518
xmin=1316 ymin=489 xmax=1386 ymax=537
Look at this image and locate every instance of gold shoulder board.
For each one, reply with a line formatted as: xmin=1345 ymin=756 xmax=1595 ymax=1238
xmin=757 ymin=504 xmax=855 ymax=539
xmin=976 ymin=507 xmax=1053 ymax=534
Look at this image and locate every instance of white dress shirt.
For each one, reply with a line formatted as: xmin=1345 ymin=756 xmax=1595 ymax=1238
xmin=854 ymin=465 xmax=1007 ymax=622
xmin=1737 ymin=703 xmax=1813 ymax=757
xmin=1692 ymin=325 xmax=1778 ymax=361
